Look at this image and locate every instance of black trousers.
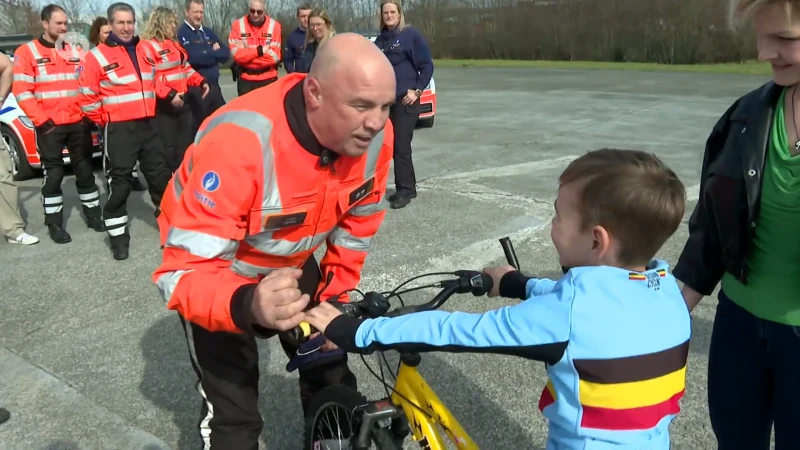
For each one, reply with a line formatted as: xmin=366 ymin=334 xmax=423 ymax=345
xmin=236 ymin=76 xmax=277 ymax=97
xmin=187 ymin=82 xmax=226 ymax=134
xmin=389 ymin=98 xmax=421 ymax=195
xmin=37 ymin=122 xmax=101 ymax=226
xmin=101 ymin=118 xmax=171 ymax=246
xmin=154 ymin=100 xmax=194 ymax=172
xmin=180 ymin=255 xmax=357 ymax=449
xmin=708 ymin=292 xmax=800 ymax=450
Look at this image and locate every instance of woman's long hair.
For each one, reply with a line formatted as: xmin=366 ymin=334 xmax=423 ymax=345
xmin=88 ymin=16 xmax=108 ymax=46
xmin=141 ymin=7 xmax=178 ymax=41
xmin=304 ymin=8 xmax=335 ymax=50
xmin=378 ymin=0 xmax=407 ymax=30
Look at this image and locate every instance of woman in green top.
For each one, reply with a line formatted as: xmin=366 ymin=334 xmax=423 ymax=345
xmin=673 ymin=0 xmax=800 ymax=449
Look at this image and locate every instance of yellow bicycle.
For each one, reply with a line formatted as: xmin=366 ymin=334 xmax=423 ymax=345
xmin=286 ymin=238 xmax=521 ymax=450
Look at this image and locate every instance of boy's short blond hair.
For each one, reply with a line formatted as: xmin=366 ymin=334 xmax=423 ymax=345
xmin=559 ymin=149 xmax=686 ymax=266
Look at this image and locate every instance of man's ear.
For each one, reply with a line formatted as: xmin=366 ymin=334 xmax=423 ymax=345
xmin=591 ymin=225 xmax=612 ymax=258
xmin=303 ymin=77 xmax=322 ymax=109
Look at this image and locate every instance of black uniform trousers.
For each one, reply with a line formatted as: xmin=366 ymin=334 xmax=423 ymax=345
xmin=389 ymin=98 xmax=421 ymax=196
xmin=154 ymin=99 xmax=194 ymax=172
xmin=101 ymin=117 xmax=171 ymax=247
xmin=179 ymin=255 xmax=357 ymax=449
xmin=236 ymin=76 xmax=277 ymax=97
xmin=187 ymin=82 xmax=226 ymax=135
xmin=37 ymin=122 xmax=101 ymax=226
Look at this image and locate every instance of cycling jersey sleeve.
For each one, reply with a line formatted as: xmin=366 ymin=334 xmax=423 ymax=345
xmin=325 ymin=278 xmax=574 ymax=365
xmin=499 ymin=270 xmax=558 ymax=299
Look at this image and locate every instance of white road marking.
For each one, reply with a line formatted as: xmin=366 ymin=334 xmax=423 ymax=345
xmin=686 ymin=183 xmax=700 ymax=202
xmin=435 ymin=155 xmax=578 ymax=181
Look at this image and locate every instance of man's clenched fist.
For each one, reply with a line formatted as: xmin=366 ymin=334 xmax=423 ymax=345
xmin=250 ymin=268 xmax=311 ymax=331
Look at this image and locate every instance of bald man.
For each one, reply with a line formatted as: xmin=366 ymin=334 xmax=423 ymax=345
xmin=153 ymin=33 xmax=396 ymax=449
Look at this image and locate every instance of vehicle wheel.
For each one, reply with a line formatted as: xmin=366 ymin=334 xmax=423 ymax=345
xmin=417 ymin=117 xmax=434 ymax=129
xmin=1 ymin=124 xmax=35 ymax=181
xmin=303 ymin=384 xmax=402 ymax=450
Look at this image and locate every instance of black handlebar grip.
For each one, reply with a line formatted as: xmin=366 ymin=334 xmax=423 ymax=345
xmin=499 ymin=237 xmax=520 ymax=271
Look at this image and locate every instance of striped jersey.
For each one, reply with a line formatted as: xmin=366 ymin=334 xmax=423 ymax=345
xmin=349 ymin=260 xmax=691 ymax=449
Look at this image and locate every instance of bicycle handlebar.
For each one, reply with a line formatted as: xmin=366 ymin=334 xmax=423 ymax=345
xmin=283 ymin=237 xmax=521 ymax=342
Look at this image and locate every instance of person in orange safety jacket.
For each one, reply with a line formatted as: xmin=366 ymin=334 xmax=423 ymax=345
xmin=228 ymin=0 xmax=282 ymax=97
xmin=13 ymin=4 xmax=103 ymax=243
xmin=78 ymin=2 xmax=172 ymax=261
xmin=142 ymin=7 xmax=210 ymax=172
xmin=152 ymin=33 xmax=397 ymax=449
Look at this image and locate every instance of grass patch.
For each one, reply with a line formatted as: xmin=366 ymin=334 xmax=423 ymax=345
xmin=431 ymin=59 xmax=773 ymax=75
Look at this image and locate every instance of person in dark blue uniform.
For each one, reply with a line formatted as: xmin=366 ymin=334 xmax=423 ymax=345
xmin=373 ymin=0 xmax=433 ymax=210
xmin=293 ymin=9 xmax=335 ymax=74
xmin=178 ymin=0 xmax=230 ymax=129
xmin=283 ymin=3 xmax=311 ymax=73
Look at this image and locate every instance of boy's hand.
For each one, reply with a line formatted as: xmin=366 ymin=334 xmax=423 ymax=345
xmin=304 ymin=302 xmax=344 ymax=334
xmin=482 ymin=265 xmax=517 ymax=297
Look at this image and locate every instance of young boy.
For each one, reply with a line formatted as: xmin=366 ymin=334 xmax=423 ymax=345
xmin=304 ymin=148 xmax=691 ymax=450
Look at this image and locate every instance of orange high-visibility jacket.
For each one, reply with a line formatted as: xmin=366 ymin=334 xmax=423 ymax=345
xmin=78 ymin=37 xmax=160 ymax=125
xmin=12 ymin=38 xmax=84 ymax=127
xmin=147 ymin=38 xmax=205 ymax=98
xmin=228 ymin=15 xmax=282 ymax=81
xmin=152 ymin=72 xmax=394 ymax=334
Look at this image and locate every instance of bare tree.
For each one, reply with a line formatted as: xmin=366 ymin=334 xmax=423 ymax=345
xmin=0 ymin=0 xmax=41 ymax=35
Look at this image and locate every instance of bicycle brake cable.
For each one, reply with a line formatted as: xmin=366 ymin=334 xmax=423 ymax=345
xmin=360 ymin=353 xmax=438 ymax=422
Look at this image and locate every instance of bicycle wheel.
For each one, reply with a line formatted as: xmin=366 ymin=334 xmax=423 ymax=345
xmin=303 ymin=384 xmax=402 ymax=450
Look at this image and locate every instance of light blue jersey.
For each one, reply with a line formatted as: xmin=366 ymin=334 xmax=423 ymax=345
xmin=345 ymin=260 xmax=691 ymax=449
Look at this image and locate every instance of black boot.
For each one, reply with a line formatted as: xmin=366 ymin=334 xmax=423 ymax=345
xmin=390 ymin=189 xmax=417 ymax=209
xmin=86 ymin=216 xmax=105 ymax=232
xmin=0 ymin=407 xmax=10 ymax=425
xmin=47 ymin=224 xmax=71 ymax=244
xmin=112 ymin=244 xmax=129 ymax=261
xmin=84 ymin=207 xmax=105 ymax=232
xmin=110 ymin=235 xmax=129 ymax=261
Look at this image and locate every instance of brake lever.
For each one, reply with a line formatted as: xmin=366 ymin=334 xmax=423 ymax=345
xmin=452 ymin=270 xmax=493 ymax=296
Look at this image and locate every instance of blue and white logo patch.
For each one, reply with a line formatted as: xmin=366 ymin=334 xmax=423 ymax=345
xmin=202 ymin=171 xmax=220 ymax=192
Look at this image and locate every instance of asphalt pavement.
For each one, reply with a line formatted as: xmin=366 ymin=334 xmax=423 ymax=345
xmin=0 ymin=66 xmax=775 ymax=449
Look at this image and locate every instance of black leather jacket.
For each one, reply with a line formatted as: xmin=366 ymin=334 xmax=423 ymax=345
xmin=673 ymin=81 xmax=783 ymax=296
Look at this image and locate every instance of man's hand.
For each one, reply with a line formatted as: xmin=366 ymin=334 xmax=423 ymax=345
xmin=250 ymin=268 xmax=311 ymax=331
xmin=171 ymin=94 xmax=184 ymax=108
xmin=304 ymin=302 xmax=344 ymax=335
xmin=212 ymin=42 xmax=221 ymax=51
xmin=482 ymin=265 xmax=517 ymax=297
xmin=201 ymin=83 xmax=210 ymax=98
xmin=402 ymin=89 xmax=419 ymax=106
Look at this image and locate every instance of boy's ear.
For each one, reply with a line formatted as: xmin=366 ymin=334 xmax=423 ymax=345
xmin=591 ymin=225 xmax=612 ymax=258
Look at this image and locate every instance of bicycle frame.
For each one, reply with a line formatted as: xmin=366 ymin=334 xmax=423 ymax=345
xmin=389 ymin=358 xmax=478 ymax=450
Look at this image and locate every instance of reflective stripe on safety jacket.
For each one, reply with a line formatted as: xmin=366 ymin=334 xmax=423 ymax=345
xmin=152 ymin=72 xmax=394 ymax=334
xmin=78 ymin=38 xmax=159 ymax=125
xmin=12 ymin=38 xmax=84 ymax=127
xmin=228 ymin=15 xmax=282 ymax=81
xmin=147 ymin=39 xmax=205 ymax=98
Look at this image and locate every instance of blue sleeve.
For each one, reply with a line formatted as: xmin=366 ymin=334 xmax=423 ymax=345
xmin=408 ymin=28 xmax=433 ymax=90
xmin=351 ymin=283 xmax=574 ymax=364
xmin=207 ymin=29 xmax=230 ymax=64
xmin=284 ymin=39 xmax=296 ymax=73
xmin=527 ymin=278 xmax=558 ymax=296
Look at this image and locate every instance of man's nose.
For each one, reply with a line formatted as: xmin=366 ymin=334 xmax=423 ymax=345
xmin=364 ymin=112 xmax=387 ymax=133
